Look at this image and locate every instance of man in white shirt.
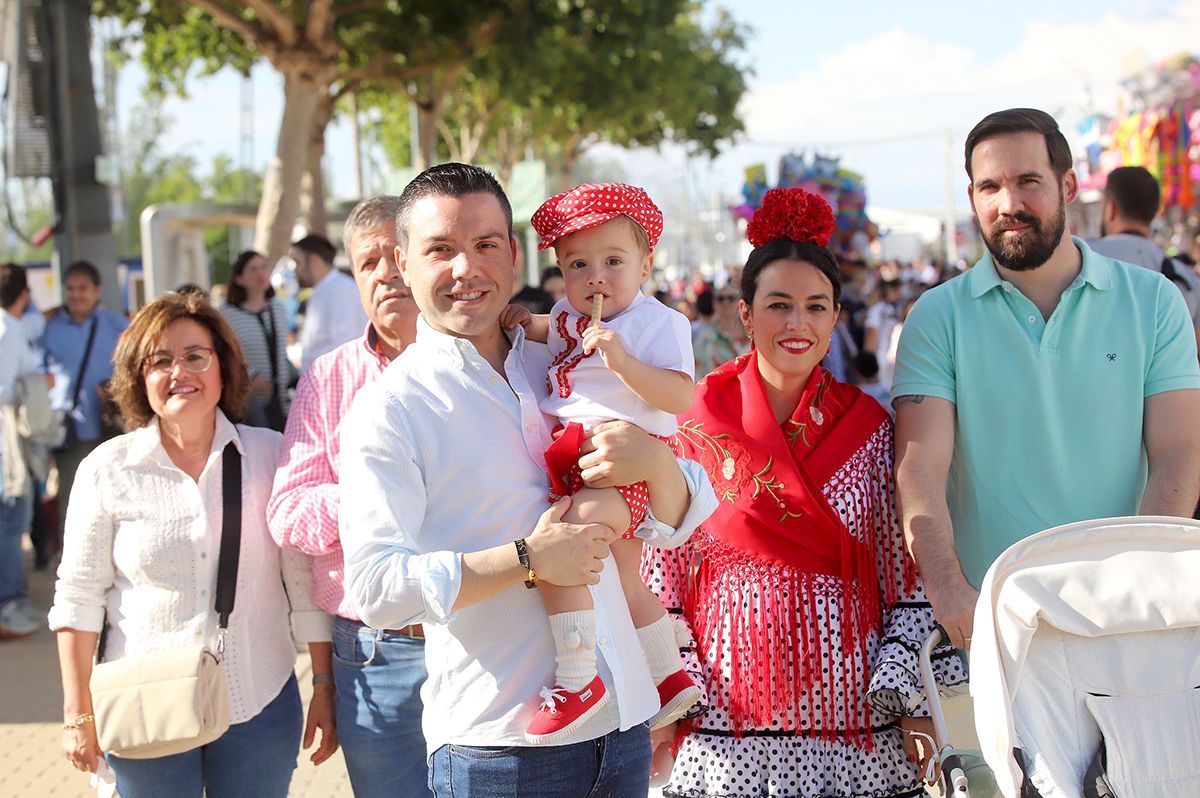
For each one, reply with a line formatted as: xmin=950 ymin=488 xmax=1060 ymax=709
xmin=293 ymin=233 xmax=369 ymax=370
xmin=339 ymin=163 xmax=717 ymax=797
xmin=0 ymin=264 xmax=45 ymax=638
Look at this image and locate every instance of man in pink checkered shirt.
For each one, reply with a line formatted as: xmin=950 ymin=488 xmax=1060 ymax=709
xmin=267 ymin=195 xmax=429 ymax=797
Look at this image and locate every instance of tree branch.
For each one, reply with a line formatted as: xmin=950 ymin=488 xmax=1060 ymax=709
xmin=462 ymin=12 xmax=503 ymax=56
xmin=243 ymin=0 xmax=298 ymax=46
xmin=305 ymin=0 xmax=335 ymax=45
xmin=437 ymin=118 xmax=462 ymax=163
xmin=333 ymin=0 xmax=389 ymax=17
xmin=339 ymin=58 xmax=437 ymax=90
xmin=182 ymin=0 xmax=267 ymax=46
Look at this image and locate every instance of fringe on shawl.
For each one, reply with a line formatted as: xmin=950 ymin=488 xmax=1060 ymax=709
xmin=667 ymin=427 xmax=916 ymax=750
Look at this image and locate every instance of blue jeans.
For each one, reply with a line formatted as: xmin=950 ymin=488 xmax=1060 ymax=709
xmin=106 ymin=674 xmax=302 ymax=798
xmin=0 ymin=470 xmax=32 ymax=606
xmin=428 ymin=724 xmax=651 ymax=798
xmin=333 ymin=615 xmax=430 ymax=797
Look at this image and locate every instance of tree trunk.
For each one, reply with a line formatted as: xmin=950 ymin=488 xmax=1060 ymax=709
xmin=301 ymin=94 xmax=334 ymax=238
xmin=253 ymin=67 xmax=329 ymax=262
xmin=417 ymin=104 xmax=438 ymax=169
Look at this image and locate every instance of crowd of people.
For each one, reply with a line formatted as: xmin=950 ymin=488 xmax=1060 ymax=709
xmin=0 ymin=105 xmax=1196 ymax=798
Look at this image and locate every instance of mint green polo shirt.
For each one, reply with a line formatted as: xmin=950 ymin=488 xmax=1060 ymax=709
xmin=893 ymin=237 xmax=1200 ymax=587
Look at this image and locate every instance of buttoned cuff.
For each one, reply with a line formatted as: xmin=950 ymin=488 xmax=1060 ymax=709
xmin=47 ymin=602 xmax=106 ymax=633
xmin=635 ymin=458 xmax=717 ymax=549
xmin=420 ymin=550 xmax=463 ymax=625
xmin=290 ymin=610 xmax=332 ymax=643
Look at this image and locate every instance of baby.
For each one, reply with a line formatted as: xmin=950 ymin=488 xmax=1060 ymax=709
xmin=503 ymin=183 xmax=701 ymax=744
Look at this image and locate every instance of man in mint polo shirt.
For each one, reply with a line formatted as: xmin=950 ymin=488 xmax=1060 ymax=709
xmin=893 ymin=108 xmax=1200 ymax=652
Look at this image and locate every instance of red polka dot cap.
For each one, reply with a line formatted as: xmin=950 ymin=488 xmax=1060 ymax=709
xmin=531 ymin=183 xmax=664 ymax=253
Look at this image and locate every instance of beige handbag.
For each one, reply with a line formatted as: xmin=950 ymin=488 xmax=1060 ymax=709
xmin=90 ymin=644 xmax=230 ymax=758
xmin=89 ymin=444 xmax=241 ymax=759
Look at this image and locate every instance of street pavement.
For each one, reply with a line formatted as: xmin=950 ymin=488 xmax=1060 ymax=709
xmin=2 ymin=548 xmax=668 ymax=797
xmin=0 ymin=548 xmax=350 ymax=797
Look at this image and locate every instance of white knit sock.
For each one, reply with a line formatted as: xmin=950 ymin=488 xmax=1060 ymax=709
xmin=637 ymin=614 xmax=682 ymax=685
xmin=548 ymin=610 xmax=597 ymax=692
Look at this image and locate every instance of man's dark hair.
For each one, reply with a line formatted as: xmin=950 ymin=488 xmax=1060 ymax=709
xmin=64 ymin=259 xmax=101 ymax=287
xmin=854 ymin=350 xmax=880 ymax=379
xmin=964 ymin=108 xmax=1073 ymax=181
xmin=695 ymin=285 xmax=714 ymax=317
xmin=539 ymin=266 xmax=562 ymax=288
xmin=0 ymin=262 xmax=28 ymax=308
xmin=291 ymin=233 xmax=337 ymax=265
xmin=1103 ymin=166 xmax=1161 ymax=226
xmin=395 ymin=163 xmax=513 ymax=249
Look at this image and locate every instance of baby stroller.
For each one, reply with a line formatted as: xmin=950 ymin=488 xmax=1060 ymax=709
xmin=921 ymin=515 xmax=1200 ymax=798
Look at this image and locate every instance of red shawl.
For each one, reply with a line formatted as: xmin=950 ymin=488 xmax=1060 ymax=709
xmin=671 ymin=351 xmax=916 ymax=747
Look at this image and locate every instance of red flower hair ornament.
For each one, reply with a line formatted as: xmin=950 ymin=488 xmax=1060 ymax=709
xmin=745 ymin=187 xmax=836 ymax=249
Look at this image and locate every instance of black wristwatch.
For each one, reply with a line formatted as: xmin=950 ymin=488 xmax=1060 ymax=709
xmin=514 ymin=538 xmax=538 ymax=589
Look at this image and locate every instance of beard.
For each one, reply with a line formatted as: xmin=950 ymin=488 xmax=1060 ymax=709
xmin=980 ymin=197 xmax=1066 ymax=272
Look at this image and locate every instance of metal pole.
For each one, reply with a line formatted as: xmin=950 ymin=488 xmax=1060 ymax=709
xmin=408 ymin=83 xmax=420 ymax=169
xmin=43 ymin=0 xmax=120 ymax=312
xmin=943 ymin=128 xmax=959 ymax=264
xmin=349 ymin=91 xmax=364 ymax=198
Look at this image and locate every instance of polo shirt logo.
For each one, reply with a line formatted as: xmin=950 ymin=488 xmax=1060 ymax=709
xmin=1107 ymin=353 xmax=1117 ymax=362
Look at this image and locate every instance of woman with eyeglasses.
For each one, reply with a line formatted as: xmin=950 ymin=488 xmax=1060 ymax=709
xmin=692 ymin=285 xmax=750 ymax=376
xmin=49 ymin=292 xmax=337 ymax=797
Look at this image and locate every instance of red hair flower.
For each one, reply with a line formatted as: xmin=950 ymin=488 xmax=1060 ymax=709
xmin=745 ymin=187 xmax=836 ymax=249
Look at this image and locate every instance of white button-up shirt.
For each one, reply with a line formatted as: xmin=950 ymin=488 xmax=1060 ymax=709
xmin=300 ymin=268 xmax=368 ymax=371
xmin=49 ymin=412 xmax=330 ymax=723
xmin=339 ymin=318 xmax=716 ymax=754
xmin=0 ymin=308 xmax=42 ymax=472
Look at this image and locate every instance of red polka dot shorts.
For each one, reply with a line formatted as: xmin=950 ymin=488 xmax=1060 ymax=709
xmin=543 ymin=421 xmax=662 ymax=539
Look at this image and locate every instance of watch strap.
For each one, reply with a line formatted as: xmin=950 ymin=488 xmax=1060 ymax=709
xmin=514 ymin=538 xmax=537 ymax=589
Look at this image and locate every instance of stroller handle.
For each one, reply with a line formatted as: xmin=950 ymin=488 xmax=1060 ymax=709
xmin=919 ymin=625 xmax=953 ymax=750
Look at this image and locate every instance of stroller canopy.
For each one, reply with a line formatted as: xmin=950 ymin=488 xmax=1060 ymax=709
xmin=969 ymin=515 xmax=1200 ymax=798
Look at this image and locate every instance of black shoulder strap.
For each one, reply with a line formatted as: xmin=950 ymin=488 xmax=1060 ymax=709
xmin=254 ymin=304 xmax=281 ymax=385
xmin=1161 ymin=255 xmax=1186 ymax=287
xmin=69 ymin=316 xmax=100 ymax=411
xmin=215 ymin=441 xmax=242 ymax=629
xmin=99 ymin=439 xmax=244 ymax=662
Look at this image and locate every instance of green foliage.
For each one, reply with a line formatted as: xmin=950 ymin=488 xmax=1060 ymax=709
xmin=0 ymin=180 xmax=56 ymax=263
xmin=114 ymin=102 xmax=263 ymax=283
xmin=94 ymin=1 xmax=260 ymax=93
xmin=93 ymin=0 xmax=749 ymax=212
xmin=373 ymin=0 xmax=750 ymax=185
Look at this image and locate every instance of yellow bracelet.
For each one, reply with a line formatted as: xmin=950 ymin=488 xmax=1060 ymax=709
xmin=62 ymin=714 xmax=94 ymax=730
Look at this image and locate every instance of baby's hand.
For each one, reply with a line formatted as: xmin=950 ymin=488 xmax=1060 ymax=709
xmin=500 ymin=304 xmax=533 ymax=331
xmin=582 ymin=324 xmax=629 ymax=370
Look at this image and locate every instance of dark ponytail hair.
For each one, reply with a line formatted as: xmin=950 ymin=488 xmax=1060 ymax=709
xmin=226 ymin=250 xmax=275 ymax=308
xmin=740 ymin=239 xmax=842 ymax=307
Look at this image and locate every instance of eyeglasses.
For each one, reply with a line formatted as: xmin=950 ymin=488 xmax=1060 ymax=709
xmin=714 ymin=295 xmax=739 ymax=303
xmin=144 ymin=347 xmax=216 ymax=374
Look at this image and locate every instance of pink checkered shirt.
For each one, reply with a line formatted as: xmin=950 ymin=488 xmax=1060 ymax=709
xmin=268 ymin=325 xmax=389 ymax=619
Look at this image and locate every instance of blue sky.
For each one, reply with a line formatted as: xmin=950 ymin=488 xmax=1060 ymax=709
xmin=122 ymin=1 xmax=1200 ymax=217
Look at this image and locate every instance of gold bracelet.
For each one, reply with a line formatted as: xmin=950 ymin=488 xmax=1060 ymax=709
xmin=62 ymin=713 xmax=94 ymax=730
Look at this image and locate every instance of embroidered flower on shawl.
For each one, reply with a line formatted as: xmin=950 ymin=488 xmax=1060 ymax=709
xmin=745 ymin=187 xmax=836 ymax=249
xmin=676 ymin=420 xmax=751 ymax=502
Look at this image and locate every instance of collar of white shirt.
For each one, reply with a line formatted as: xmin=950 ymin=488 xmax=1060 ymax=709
xmin=124 ymin=409 xmax=244 ymax=469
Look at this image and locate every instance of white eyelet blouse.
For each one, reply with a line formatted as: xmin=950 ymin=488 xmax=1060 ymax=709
xmin=49 ymin=410 xmax=330 ymax=724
